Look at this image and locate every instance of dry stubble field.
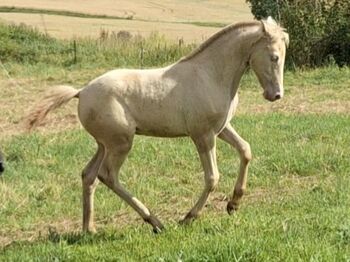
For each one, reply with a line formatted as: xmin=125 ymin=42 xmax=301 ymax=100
xmin=0 ymin=0 xmax=252 ymax=42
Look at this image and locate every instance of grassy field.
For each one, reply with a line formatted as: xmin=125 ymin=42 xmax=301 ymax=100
xmin=0 ymin=0 xmax=252 ymax=42
xmin=0 ymin=12 xmax=350 ymax=261
xmin=0 ymin=113 xmax=349 ymax=260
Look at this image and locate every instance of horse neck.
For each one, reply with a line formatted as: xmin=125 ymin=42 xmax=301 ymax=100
xmin=186 ymin=24 xmax=263 ymax=97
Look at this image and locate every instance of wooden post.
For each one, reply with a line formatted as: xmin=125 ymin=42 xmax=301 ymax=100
xmin=73 ymin=40 xmax=77 ymax=64
xmin=140 ymin=41 xmax=144 ymax=68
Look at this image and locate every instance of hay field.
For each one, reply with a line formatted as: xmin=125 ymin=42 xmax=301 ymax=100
xmin=0 ymin=12 xmax=219 ymax=42
xmin=0 ymin=0 xmax=252 ymax=42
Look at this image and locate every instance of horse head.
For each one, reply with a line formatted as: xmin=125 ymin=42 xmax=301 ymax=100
xmin=249 ymin=17 xmax=289 ymax=102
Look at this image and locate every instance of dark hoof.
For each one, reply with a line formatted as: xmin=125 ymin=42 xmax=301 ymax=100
xmin=144 ymin=216 xmax=164 ymax=234
xmin=152 ymin=225 xmax=164 ymax=234
xmin=84 ymin=229 xmax=97 ymax=235
xmin=227 ymin=201 xmax=239 ymax=215
xmin=179 ymin=218 xmax=192 ymax=226
xmin=179 ymin=212 xmax=197 ymax=225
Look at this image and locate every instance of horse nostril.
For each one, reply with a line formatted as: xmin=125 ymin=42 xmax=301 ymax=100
xmin=275 ymin=94 xmax=281 ymax=100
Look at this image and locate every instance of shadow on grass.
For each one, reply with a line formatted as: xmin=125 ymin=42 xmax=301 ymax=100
xmin=46 ymin=227 xmax=126 ymax=245
xmin=2 ymin=228 xmax=127 ymax=251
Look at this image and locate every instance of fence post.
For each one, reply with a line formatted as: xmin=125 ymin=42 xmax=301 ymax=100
xmin=140 ymin=41 xmax=144 ymax=68
xmin=73 ymin=40 xmax=77 ymax=64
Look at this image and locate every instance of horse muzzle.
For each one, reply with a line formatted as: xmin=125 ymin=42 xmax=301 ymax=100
xmin=263 ymin=88 xmax=283 ymax=102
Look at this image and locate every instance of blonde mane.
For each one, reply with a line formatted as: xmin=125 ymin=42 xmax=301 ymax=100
xmin=180 ymin=19 xmax=288 ymax=62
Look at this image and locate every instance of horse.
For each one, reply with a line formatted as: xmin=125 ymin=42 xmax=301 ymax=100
xmin=25 ymin=17 xmax=289 ymax=233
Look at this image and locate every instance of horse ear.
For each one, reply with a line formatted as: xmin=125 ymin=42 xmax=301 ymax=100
xmin=266 ymin=16 xmax=277 ymax=25
xmin=283 ymin=31 xmax=290 ymax=47
xmin=261 ymin=16 xmax=277 ymax=34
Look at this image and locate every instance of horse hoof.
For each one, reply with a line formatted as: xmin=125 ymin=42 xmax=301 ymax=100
xmin=227 ymin=201 xmax=238 ymax=215
xmin=179 ymin=218 xmax=191 ymax=226
xmin=83 ymin=227 xmax=97 ymax=234
xmin=179 ymin=212 xmax=197 ymax=225
xmin=144 ymin=216 xmax=164 ymax=233
xmin=152 ymin=225 xmax=164 ymax=234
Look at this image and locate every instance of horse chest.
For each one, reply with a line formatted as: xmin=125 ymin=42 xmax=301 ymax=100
xmin=205 ymin=110 xmax=233 ymax=134
xmin=185 ymin=103 xmax=234 ymax=136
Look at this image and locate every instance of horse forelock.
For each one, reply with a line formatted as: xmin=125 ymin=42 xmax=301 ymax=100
xmin=261 ymin=18 xmax=289 ymax=47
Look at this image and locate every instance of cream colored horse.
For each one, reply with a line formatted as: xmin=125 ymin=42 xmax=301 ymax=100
xmin=26 ymin=17 xmax=289 ymax=233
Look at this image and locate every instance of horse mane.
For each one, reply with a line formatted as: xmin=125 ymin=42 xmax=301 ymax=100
xmin=180 ymin=19 xmax=287 ymax=62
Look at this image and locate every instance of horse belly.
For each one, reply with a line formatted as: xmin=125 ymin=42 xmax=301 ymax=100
xmin=134 ymin=112 xmax=187 ymax=137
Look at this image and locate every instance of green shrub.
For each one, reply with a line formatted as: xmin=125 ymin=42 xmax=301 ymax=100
xmin=0 ymin=23 xmax=72 ymax=64
xmin=246 ymin=0 xmax=350 ymax=67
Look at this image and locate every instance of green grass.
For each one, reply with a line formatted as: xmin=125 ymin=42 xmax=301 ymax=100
xmin=1 ymin=114 xmax=349 ymax=260
xmin=0 ymin=22 xmax=194 ymax=70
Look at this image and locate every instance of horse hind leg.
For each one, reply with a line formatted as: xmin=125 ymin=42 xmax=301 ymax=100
xmin=98 ymin=135 xmax=164 ymax=233
xmin=82 ymin=142 xmax=105 ymax=233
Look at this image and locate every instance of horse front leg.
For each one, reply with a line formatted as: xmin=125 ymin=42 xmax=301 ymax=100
xmin=181 ymin=133 xmax=219 ymax=224
xmin=218 ymin=123 xmax=251 ymax=214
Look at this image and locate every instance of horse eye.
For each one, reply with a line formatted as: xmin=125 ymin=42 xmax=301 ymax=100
xmin=271 ymin=55 xmax=279 ymax=62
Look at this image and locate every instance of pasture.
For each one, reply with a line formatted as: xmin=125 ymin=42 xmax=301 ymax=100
xmin=0 ymin=1 xmax=350 ymax=261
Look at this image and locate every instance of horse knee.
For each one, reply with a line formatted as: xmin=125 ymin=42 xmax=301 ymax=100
xmin=82 ymin=168 xmax=97 ymax=188
xmin=240 ymin=143 xmax=252 ymax=163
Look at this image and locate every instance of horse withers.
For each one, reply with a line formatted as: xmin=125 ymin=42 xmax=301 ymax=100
xmin=25 ymin=17 xmax=289 ymax=233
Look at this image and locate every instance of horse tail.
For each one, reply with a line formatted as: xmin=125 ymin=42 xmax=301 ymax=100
xmin=25 ymin=85 xmax=81 ymax=131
